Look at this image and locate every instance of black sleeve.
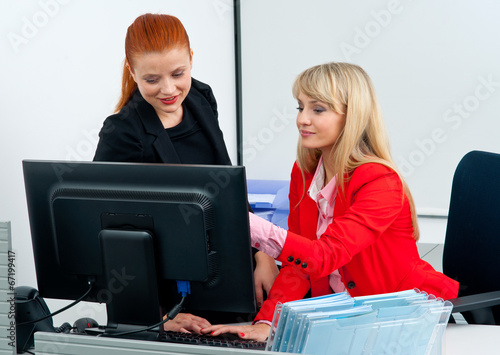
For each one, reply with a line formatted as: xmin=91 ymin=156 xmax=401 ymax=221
xmin=93 ymin=114 xmax=144 ymax=163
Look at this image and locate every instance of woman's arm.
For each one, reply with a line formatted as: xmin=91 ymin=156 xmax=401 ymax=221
xmin=93 ymin=113 xmax=144 ymax=162
xmin=253 ymin=251 xmax=279 ymax=307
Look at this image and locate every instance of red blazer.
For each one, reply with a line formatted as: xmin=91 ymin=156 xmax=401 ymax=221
xmin=255 ymin=162 xmax=459 ymax=322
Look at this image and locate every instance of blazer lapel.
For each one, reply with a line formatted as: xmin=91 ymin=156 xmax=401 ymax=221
xmin=300 ymin=175 xmax=320 ymax=241
xmin=184 ymin=87 xmax=231 ymax=165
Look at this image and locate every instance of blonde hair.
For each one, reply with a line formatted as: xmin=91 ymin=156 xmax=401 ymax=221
xmin=293 ymin=62 xmax=419 ymax=240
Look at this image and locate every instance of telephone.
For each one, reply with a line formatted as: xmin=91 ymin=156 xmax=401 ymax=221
xmin=14 ymin=286 xmax=71 ymax=354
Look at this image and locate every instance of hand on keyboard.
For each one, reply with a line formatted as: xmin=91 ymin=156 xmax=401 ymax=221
xmin=162 ymin=312 xmax=211 ymax=334
xmin=160 ymin=331 xmax=266 ymax=349
xmin=200 ymin=322 xmax=270 ymax=342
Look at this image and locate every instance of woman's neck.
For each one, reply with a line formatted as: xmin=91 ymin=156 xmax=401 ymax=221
xmin=157 ymin=106 xmax=184 ymax=129
xmin=321 ymin=156 xmax=337 ymax=187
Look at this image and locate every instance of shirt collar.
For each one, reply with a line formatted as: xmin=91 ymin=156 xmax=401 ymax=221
xmin=308 ymin=156 xmax=338 ymax=204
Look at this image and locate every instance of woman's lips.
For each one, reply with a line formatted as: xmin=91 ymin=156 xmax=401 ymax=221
xmin=300 ymin=130 xmax=315 ymax=137
xmin=160 ymin=96 xmax=179 ymax=105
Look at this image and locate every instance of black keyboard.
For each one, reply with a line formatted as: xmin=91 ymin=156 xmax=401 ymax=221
xmin=159 ymin=331 xmax=267 ymax=350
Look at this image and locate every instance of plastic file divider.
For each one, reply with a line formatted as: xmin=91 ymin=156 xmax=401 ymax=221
xmin=266 ymin=293 xmax=349 ymax=352
xmin=278 ymin=296 xmax=353 ymax=352
xmin=424 ymin=301 xmax=452 ymax=355
xmin=265 ymin=289 xmax=453 ymax=354
xmin=291 ymin=306 xmax=373 ymax=353
xmin=281 ymin=302 xmax=364 ymax=352
xmin=266 ymin=302 xmax=282 ymax=352
xmin=353 ymin=288 xmax=427 ymax=306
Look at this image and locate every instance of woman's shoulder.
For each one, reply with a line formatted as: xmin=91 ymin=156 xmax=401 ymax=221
xmin=191 ymin=77 xmax=212 ymax=91
xmin=353 ymin=162 xmax=395 ymax=175
xmin=290 ymin=161 xmax=315 ymax=186
xmin=191 ymin=78 xmax=215 ymax=99
xmin=291 ymin=161 xmax=305 ymax=178
xmin=349 ymin=162 xmax=402 ymax=190
xmin=100 ymin=106 xmax=143 ymax=137
xmin=190 ymin=78 xmax=217 ymax=110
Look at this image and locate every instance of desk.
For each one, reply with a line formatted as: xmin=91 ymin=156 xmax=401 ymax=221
xmin=34 ymin=324 xmax=500 ymax=355
xmin=445 ymin=324 xmax=500 ymax=354
xmin=34 ymin=332 xmax=279 ymax=355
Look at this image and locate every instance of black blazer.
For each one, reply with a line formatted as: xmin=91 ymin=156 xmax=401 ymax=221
xmin=93 ymin=78 xmax=232 ymax=165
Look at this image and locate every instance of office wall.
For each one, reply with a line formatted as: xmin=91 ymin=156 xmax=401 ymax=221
xmin=240 ymin=0 xmax=500 ymax=221
xmin=0 ymin=0 xmax=236 ymax=325
xmin=3 ymin=0 xmax=499 ymax=327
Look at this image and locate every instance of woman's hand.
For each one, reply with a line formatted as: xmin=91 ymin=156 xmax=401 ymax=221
xmin=254 ymin=251 xmax=279 ymax=307
xmin=163 ymin=312 xmax=212 ymax=334
xmin=201 ymin=323 xmax=270 ymax=342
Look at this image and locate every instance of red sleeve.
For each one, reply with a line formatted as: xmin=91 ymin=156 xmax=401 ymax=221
xmin=253 ymin=263 xmax=311 ymax=322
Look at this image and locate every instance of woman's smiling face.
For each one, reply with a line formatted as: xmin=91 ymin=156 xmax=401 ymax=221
xmin=129 ymin=47 xmax=192 ymax=125
xmin=296 ymin=92 xmax=346 ymax=154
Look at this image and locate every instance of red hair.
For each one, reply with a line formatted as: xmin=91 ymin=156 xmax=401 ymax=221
xmin=115 ymin=13 xmax=191 ymax=112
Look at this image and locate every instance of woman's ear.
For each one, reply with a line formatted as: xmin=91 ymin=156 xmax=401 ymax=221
xmin=125 ymin=60 xmax=136 ymax=81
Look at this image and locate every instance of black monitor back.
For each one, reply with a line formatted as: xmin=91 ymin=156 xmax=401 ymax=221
xmin=23 ymin=160 xmax=256 ymax=323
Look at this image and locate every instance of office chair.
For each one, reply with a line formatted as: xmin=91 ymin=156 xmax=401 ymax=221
xmin=443 ymin=150 xmax=500 ymax=325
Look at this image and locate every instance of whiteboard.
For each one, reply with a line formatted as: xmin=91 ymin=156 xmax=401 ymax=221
xmin=240 ymin=0 xmax=500 ymax=215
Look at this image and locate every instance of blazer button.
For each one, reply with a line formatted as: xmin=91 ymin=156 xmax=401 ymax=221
xmin=347 ymin=281 xmax=356 ymax=289
xmin=287 ymin=256 xmax=294 ymax=262
xmin=295 ymin=259 xmax=301 ymax=265
xmin=301 ymin=262 xmax=308 ymax=268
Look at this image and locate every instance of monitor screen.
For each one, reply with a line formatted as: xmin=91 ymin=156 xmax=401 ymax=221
xmin=23 ymin=160 xmax=256 ymax=334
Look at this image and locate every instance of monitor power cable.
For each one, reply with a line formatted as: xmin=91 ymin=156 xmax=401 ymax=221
xmin=17 ymin=281 xmax=95 ymax=326
xmin=98 ymin=280 xmax=191 ymax=338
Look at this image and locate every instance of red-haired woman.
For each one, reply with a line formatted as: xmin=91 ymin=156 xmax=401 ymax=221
xmin=93 ymin=13 xmax=278 ymax=333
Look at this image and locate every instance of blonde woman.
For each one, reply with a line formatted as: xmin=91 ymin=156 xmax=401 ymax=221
xmin=203 ymin=62 xmax=458 ymax=341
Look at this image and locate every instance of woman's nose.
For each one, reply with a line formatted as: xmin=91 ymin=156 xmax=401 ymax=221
xmin=160 ymin=79 xmax=175 ymax=95
xmin=296 ymin=111 xmax=310 ymax=126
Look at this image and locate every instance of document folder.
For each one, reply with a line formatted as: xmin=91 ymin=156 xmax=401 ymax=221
xmin=265 ymin=289 xmax=453 ymax=354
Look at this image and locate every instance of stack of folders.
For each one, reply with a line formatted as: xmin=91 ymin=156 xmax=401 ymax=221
xmin=265 ymin=289 xmax=453 ymax=355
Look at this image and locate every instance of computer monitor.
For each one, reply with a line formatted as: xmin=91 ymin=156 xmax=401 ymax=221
xmin=22 ymin=160 xmax=256 ymax=336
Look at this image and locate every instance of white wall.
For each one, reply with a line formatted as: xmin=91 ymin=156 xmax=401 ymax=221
xmin=0 ymin=0 xmax=236 ymax=326
xmin=4 ymin=0 xmax=499 ymax=327
xmin=240 ymin=0 xmax=500 ymax=228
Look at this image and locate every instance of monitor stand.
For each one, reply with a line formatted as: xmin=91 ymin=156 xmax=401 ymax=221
xmin=98 ymin=229 xmax=163 ymax=341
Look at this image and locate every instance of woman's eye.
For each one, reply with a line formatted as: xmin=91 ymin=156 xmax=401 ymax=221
xmin=145 ymin=78 xmax=157 ymax=84
xmin=173 ymin=71 xmax=184 ymax=78
xmin=296 ymin=106 xmax=304 ymax=112
xmin=314 ymin=107 xmax=326 ymax=113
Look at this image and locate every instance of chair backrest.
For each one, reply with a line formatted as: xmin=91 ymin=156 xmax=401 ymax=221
xmin=443 ymin=150 xmax=500 ymax=323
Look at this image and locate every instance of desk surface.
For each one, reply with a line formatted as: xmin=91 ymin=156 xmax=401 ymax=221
xmin=34 ymin=324 xmax=500 ymax=355
xmin=35 ymin=332 xmax=277 ymax=355
xmin=445 ymin=324 xmax=500 ymax=354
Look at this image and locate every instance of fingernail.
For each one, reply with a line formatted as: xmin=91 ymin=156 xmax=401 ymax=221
xmin=211 ymin=331 xmax=215 ymax=335
xmin=200 ymin=328 xmax=204 ymax=332
xmin=240 ymin=333 xmax=245 ymax=337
